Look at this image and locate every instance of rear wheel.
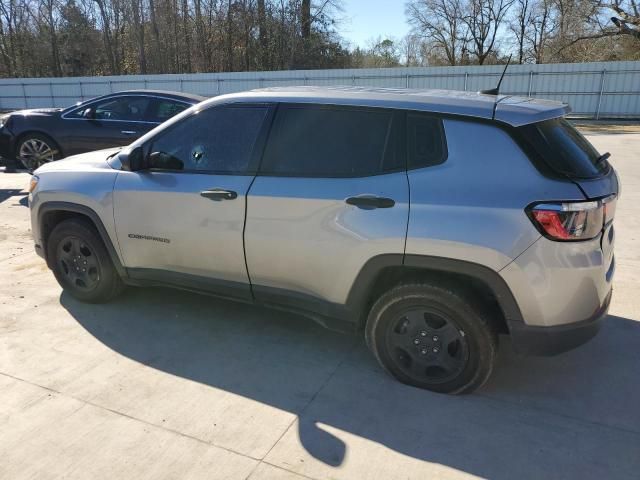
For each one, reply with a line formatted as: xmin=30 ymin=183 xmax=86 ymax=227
xmin=365 ymin=283 xmax=497 ymax=394
xmin=16 ymin=133 xmax=60 ymax=171
xmin=47 ymin=218 xmax=124 ymax=303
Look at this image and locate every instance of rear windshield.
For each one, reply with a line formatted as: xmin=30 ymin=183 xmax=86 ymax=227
xmin=519 ymin=118 xmax=609 ymax=179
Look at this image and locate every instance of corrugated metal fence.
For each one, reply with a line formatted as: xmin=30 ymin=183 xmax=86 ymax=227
xmin=1 ymin=61 xmax=639 ymax=119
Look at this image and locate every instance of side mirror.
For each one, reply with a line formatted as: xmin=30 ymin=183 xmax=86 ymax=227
xmin=148 ymin=151 xmax=184 ymax=171
xmin=82 ymin=107 xmax=95 ymax=119
xmin=119 ymin=146 xmax=145 ymax=172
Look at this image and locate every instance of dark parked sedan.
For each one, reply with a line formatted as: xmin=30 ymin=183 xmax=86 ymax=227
xmin=0 ymin=89 xmax=205 ymax=170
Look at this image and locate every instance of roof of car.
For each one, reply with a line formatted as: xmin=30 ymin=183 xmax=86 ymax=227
xmin=212 ymin=86 xmax=569 ymax=127
xmin=108 ymin=89 xmax=206 ymax=103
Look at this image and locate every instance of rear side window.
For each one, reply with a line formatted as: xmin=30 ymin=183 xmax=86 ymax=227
xmin=407 ymin=113 xmax=447 ymax=168
xmin=260 ymin=105 xmax=399 ymax=177
xmin=147 ymin=99 xmax=189 ymax=123
xmin=519 ymin=118 xmax=608 ymax=178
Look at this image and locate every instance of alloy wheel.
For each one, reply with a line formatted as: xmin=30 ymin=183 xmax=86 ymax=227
xmin=18 ymin=138 xmax=58 ymax=170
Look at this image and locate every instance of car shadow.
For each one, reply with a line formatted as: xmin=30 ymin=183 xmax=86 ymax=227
xmin=0 ymin=188 xmax=28 ymax=204
xmin=60 ymin=287 xmax=640 ymax=479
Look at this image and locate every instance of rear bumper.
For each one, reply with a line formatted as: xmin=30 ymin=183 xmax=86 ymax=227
xmin=510 ymin=289 xmax=611 ymax=356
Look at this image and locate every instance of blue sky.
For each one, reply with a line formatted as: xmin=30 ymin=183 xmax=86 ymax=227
xmin=339 ymin=0 xmax=411 ymax=48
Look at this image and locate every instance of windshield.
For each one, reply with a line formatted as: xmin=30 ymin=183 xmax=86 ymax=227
xmin=519 ymin=118 xmax=609 ymax=179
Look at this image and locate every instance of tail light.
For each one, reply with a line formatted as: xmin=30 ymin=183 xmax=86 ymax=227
xmin=602 ymin=194 xmax=617 ymax=226
xmin=527 ymin=195 xmax=616 ymax=241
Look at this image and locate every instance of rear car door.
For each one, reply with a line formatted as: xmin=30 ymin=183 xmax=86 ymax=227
xmin=62 ymin=95 xmax=156 ymax=154
xmin=244 ymin=104 xmax=409 ymax=309
xmin=113 ymin=104 xmax=271 ymax=300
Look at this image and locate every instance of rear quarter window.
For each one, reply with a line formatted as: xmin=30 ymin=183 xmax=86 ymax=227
xmin=519 ymin=118 xmax=608 ymax=179
xmin=407 ymin=112 xmax=447 ymax=169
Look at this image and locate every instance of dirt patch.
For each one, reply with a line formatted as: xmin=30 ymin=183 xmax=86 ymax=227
xmin=572 ymin=121 xmax=640 ymax=135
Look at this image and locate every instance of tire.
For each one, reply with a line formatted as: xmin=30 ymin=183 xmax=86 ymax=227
xmin=365 ymin=283 xmax=498 ymax=394
xmin=47 ymin=218 xmax=124 ymax=303
xmin=16 ymin=133 xmax=61 ymax=171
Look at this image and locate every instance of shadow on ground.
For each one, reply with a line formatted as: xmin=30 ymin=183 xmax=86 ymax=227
xmin=61 ymin=287 xmax=640 ymax=479
xmin=0 ymin=189 xmax=28 ymax=204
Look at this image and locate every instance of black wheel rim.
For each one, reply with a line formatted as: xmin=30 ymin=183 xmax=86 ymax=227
xmin=385 ymin=307 xmax=469 ymax=385
xmin=57 ymin=236 xmax=101 ymax=292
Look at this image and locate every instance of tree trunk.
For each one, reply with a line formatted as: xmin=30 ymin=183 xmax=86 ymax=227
xmin=182 ymin=0 xmax=192 ymax=72
xmin=301 ymin=0 xmax=311 ymax=38
xmin=148 ymin=0 xmax=162 ymax=71
xmin=226 ymin=0 xmax=233 ymax=71
xmin=45 ymin=0 xmax=61 ymax=76
xmin=257 ymin=0 xmax=267 ymax=68
xmin=132 ymin=0 xmax=147 ymax=74
xmin=93 ymin=0 xmax=117 ymax=74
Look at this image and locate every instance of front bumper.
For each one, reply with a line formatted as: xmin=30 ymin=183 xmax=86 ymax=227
xmin=0 ymin=126 xmax=15 ymax=159
xmin=510 ymin=289 xmax=612 ymax=356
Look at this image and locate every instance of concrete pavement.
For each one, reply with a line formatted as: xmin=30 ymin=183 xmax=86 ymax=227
xmin=1 ymin=130 xmax=639 ymax=479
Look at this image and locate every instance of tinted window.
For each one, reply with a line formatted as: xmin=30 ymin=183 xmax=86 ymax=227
xmin=260 ymin=105 xmax=397 ymax=177
xmin=147 ymin=99 xmax=190 ymax=123
xmin=148 ymin=106 xmax=267 ymax=174
xmin=519 ymin=118 xmax=608 ymax=178
xmin=407 ymin=113 xmax=446 ymax=168
xmin=93 ymin=96 xmax=151 ymax=121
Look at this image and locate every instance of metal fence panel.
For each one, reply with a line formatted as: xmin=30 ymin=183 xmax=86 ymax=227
xmin=1 ymin=61 xmax=639 ymax=118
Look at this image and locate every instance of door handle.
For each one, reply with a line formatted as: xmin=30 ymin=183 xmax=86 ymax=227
xmin=121 ymin=130 xmax=137 ymax=135
xmin=200 ymin=188 xmax=238 ymax=201
xmin=346 ymin=195 xmax=395 ymax=209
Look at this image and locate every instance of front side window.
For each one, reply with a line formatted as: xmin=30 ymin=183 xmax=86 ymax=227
xmin=94 ymin=96 xmax=151 ymax=121
xmin=148 ymin=106 xmax=268 ymax=174
xmin=260 ymin=105 xmax=398 ymax=177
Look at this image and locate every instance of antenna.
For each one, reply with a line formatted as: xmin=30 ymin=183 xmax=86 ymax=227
xmin=480 ymin=55 xmax=512 ymax=96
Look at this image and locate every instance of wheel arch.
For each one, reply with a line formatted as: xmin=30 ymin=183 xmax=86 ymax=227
xmin=38 ymin=201 xmax=126 ymax=277
xmin=347 ymin=254 xmax=524 ymax=335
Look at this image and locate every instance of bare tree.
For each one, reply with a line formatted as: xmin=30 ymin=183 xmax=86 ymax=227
xmin=510 ymin=0 xmax=532 ymax=62
xmin=39 ymin=0 xmax=63 ymax=76
xmin=462 ymin=0 xmax=515 ymax=64
xmin=529 ymin=0 xmax=555 ymax=62
xmin=406 ymin=0 xmax=468 ymax=65
xmin=552 ymin=0 xmax=639 ymax=57
xmin=131 ymin=0 xmax=147 ymax=73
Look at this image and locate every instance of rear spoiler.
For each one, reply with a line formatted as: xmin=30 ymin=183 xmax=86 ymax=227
xmin=494 ymin=96 xmax=571 ymax=127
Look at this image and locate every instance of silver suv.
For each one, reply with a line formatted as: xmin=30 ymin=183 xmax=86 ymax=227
xmin=28 ymin=87 xmax=618 ymax=394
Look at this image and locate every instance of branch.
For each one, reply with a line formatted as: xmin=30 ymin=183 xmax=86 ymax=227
xmin=610 ymin=4 xmax=640 ymax=26
xmin=553 ymin=29 xmax=620 ymax=55
xmin=611 ymin=17 xmax=640 ymax=38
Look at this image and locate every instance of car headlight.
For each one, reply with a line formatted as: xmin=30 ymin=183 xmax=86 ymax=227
xmin=28 ymin=175 xmax=39 ymax=193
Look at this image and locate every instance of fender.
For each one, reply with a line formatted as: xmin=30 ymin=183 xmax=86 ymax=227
xmin=37 ymin=201 xmax=127 ymax=278
xmin=346 ymin=254 xmax=525 ymax=330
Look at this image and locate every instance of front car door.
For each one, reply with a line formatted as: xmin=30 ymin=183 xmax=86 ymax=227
xmin=244 ymin=104 xmax=410 ymax=312
xmin=113 ymin=103 xmax=272 ymax=300
xmin=61 ymin=95 xmax=157 ymax=155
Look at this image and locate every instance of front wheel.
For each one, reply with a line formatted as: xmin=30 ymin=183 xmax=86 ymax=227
xmin=16 ymin=133 xmax=60 ymax=171
xmin=47 ymin=218 xmax=124 ymax=303
xmin=365 ymin=283 xmax=498 ymax=394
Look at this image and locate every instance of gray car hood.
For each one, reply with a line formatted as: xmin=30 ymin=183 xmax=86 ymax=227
xmin=35 ymin=148 xmax=121 ymax=174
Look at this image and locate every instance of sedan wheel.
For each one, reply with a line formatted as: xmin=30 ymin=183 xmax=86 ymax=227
xmin=18 ymin=136 xmax=59 ymax=170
